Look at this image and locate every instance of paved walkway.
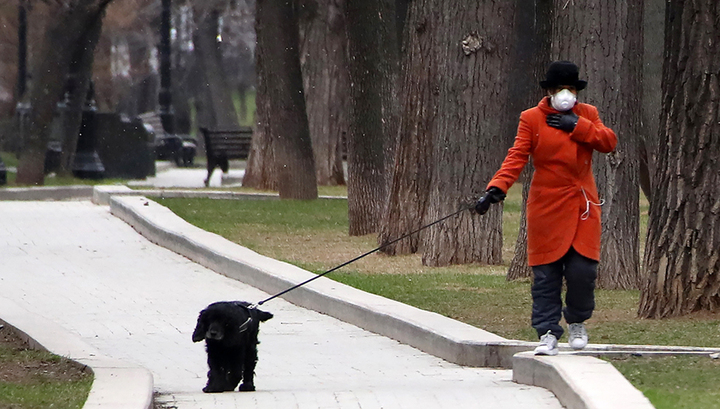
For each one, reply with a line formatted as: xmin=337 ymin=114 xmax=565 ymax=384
xmin=127 ymin=166 xmax=245 ymax=188
xmin=0 ymin=200 xmax=562 ymax=408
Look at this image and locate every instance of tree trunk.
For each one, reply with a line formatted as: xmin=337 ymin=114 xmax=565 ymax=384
xmin=254 ymin=0 xmax=317 ymax=200
xmin=638 ymin=0 xmax=720 ymax=318
xmin=298 ymin=0 xmax=348 ymax=186
xmin=553 ymin=0 xmax=642 ymax=290
xmin=505 ymin=0 xmax=553 ymax=280
xmin=193 ymin=8 xmax=241 ymax=130
xmin=421 ymin=0 xmax=516 ymax=267
xmin=344 ymin=0 xmax=398 ymax=236
xmin=507 ymin=166 xmax=534 ymax=280
xmin=378 ymin=0 xmax=438 ymax=255
xmin=242 ymin=60 xmax=277 ymax=190
xmin=16 ymin=0 xmax=113 ymax=185
xmin=640 ymin=0 xmax=665 ymax=203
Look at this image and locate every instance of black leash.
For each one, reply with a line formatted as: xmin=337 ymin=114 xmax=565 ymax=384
xmin=255 ymin=205 xmax=471 ymax=306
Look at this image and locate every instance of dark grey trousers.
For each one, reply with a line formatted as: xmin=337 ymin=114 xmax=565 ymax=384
xmin=531 ymin=247 xmax=598 ymax=339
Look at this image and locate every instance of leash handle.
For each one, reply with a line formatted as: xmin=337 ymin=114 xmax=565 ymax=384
xmin=257 ymin=205 xmax=471 ymax=306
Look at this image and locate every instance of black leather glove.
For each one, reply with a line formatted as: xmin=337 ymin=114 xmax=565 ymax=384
xmin=546 ymin=111 xmax=579 ymax=132
xmin=474 ymin=187 xmax=506 ymax=215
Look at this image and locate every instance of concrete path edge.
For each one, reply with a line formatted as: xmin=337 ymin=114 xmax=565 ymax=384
xmin=0 ymin=296 xmax=154 ymax=409
xmin=0 ymin=185 xmax=94 ymax=201
xmin=102 ymin=190 xmax=660 ymax=409
xmin=106 ymin=193 xmax=531 ymax=369
xmin=513 ymin=352 xmax=654 ymax=409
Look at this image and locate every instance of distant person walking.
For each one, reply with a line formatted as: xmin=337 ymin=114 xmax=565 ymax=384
xmin=474 ymin=61 xmax=617 ymax=355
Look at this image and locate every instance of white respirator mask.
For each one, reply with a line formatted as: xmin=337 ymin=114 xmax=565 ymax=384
xmin=551 ymin=89 xmax=577 ymax=111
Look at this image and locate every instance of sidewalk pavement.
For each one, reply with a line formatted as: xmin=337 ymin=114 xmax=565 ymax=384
xmin=0 ymin=200 xmax=563 ymax=409
xmin=127 ymin=165 xmax=245 ymax=189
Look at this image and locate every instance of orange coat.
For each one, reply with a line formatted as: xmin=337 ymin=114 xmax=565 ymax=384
xmin=487 ymin=97 xmax=617 ymax=266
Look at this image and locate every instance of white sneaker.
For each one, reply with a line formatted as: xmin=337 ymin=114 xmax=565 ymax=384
xmin=534 ymin=331 xmax=559 ymax=356
xmin=568 ymin=323 xmax=588 ymax=350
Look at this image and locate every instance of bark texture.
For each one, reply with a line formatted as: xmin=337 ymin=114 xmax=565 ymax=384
xmin=252 ymin=0 xmax=317 ymax=199
xmin=640 ymin=0 xmax=665 ymax=203
xmin=378 ymin=0 xmax=437 ymax=255
xmin=505 ymin=0 xmax=552 ymax=280
xmin=243 ymin=39 xmax=277 ymax=190
xmin=553 ymin=0 xmax=642 ymax=289
xmin=344 ymin=0 xmax=398 ymax=236
xmin=298 ymin=0 xmax=348 ymax=186
xmin=638 ymin=0 xmax=720 ymax=318
xmin=507 ymin=166 xmax=533 ymax=280
xmin=422 ymin=0 xmax=516 ymax=267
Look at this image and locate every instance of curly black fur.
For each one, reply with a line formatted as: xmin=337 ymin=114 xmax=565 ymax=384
xmin=192 ymin=301 xmax=273 ymax=393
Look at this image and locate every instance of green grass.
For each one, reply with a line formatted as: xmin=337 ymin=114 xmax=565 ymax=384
xmin=0 ymin=335 xmax=93 ymax=409
xmin=608 ymin=355 xmax=720 ymax=409
xmin=1 ymin=151 xmax=19 ymax=168
xmin=232 ymin=89 xmax=257 ymax=127
xmin=0 ymin=380 xmax=93 ymax=409
xmin=155 ymin=184 xmax=719 ymax=407
xmin=326 ymin=269 xmax=538 ymax=341
xmin=157 ymin=189 xmax=720 ymax=346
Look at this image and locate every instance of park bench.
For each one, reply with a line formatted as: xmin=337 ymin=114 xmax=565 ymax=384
xmin=200 ymin=127 xmax=252 ymax=186
xmin=138 ymin=112 xmax=196 ymax=167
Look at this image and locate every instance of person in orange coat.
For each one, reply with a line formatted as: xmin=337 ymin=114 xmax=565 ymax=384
xmin=475 ymin=61 xmax=617 ymax=355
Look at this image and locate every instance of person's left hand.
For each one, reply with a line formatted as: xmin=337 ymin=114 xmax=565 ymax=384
xmin=546 ymin=112 xmax=579 ymax=132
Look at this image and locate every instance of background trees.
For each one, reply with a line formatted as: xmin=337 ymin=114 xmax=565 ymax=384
xmin=254 ymin=0 xmax=316 ymax=200
xmin=638 ymin=0 xmax=720 ymax=318
xmin=298 ymin=0 xmax=348 ymax=186
xmin=420 ymin=0 xmax=516 ymax=267
xmin=552 ymin=0 xmax=643 ymax=290
xmin=505 ymin=0 xmax=553 ymax=281
xmin=378 ymin=0 xmax=438 ymax=256
xmin=193 ymin=2 xmax=242 ymax=131
xmin=343 ymin=0 xmax=399 ymax=236
xmin=1 ymin=0 xmax=717 ymax=317
xmin=15 ymin=0 xmax=115 ymax=185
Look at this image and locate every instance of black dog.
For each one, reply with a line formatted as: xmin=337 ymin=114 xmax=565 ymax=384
xmin=192 ymin=301 xmax=273 ymax=393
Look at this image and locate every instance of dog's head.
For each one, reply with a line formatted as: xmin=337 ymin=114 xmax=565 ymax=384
xmin=192 ymin=301 xmax=273 ymax=343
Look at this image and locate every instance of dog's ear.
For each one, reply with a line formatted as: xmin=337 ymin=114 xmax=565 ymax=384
xmin=256 ymin=309 xmax=273 ymax=322
xmin=192 ymin=310 xmax=207 ymax=342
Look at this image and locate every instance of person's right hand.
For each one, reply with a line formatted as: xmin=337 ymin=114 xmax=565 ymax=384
xmin=474 ymin=187 xmax=506 ymax=215
xmin=546 ymin=112 xmax=579 ymax=132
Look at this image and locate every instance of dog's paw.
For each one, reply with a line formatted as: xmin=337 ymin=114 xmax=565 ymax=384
xmin=238 ymin=383 xmax=256 ymax=392
xmin=202 ymin=385 xmax=224 ymax=393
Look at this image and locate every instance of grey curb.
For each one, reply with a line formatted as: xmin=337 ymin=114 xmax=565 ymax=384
xmin=92 ymin=184 xmax=346 ymax=204
xmin=513 ymin=352 xmax=653 ymax=409
xmin=106 ymin=193 xmax=526 ymax=369
xmin=0 ymin=185 xmax=94 ymax=201
xmin=0 ymin=296 xmax=153 ymax=409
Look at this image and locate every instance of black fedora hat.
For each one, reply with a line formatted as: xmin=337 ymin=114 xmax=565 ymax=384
xmin=539 ymin=61 xmax=587 ymax=91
